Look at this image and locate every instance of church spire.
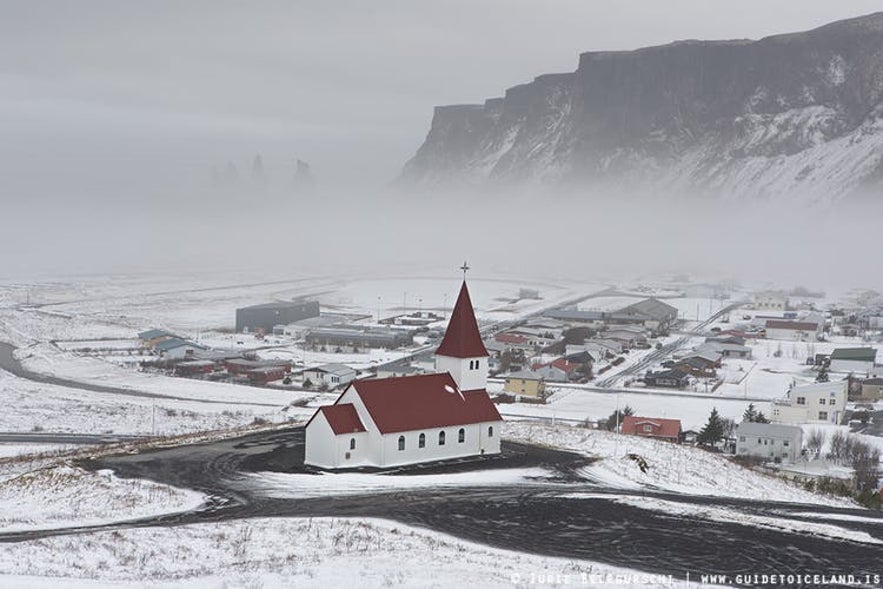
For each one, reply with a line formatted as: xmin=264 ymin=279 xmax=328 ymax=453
xmin=436 ymin=280 xmax=488 ymax=359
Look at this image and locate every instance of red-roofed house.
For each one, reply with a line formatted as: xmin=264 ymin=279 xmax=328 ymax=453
xmin=305 ymin=280 xmax=503 ymax=469
xmin=620 ymin=415 xmax=682 ymax=443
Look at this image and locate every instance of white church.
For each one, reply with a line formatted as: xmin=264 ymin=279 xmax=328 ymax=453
xmin=304 ymin=279 xmax=503 ymax=469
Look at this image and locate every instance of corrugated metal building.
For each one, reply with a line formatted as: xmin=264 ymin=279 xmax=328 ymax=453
xmin=235 ymin=301 xmax=320 ymax=333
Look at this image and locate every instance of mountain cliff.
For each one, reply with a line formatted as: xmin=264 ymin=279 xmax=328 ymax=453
xmin=401 ymin=13 xmax=883 ymax=203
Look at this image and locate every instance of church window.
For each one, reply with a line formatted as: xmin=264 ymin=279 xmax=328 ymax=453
xmin=419 ymin=433 xmax=426 ymax=448
xmin=350 ymin=438 xmax=356 ymax=450
xmin=458 ymin=428 xmax=465 ymax=443
xmin=438 ymin=431 xmax=446 ymax=446
xmin=398 ymin=435 xmax=405 ymax=451
xmin=474 ymin=360 xmax=479 ymax=370
xmin=488 ymin=426 xmax=494 ymax=437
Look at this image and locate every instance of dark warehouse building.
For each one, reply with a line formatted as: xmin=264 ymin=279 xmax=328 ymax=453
xmin=235 ymin=301 xmax=320 ymax=333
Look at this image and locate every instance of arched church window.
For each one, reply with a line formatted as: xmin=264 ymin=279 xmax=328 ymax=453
xmin=398 ymin=435 xmax=405 ymax=451
xmin=458 ymin=428 xmax=465 ymax=443
xmin=350 ymin=438 xmax=356 ymax=450
xmin=419 ymin=433 xmax=426 ymax=448
xmin=438 ymin=431 xmax=446 ymax=446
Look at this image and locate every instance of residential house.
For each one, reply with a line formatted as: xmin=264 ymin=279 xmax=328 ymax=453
xmin=153 ymin=338 xmax=207 ymax=360
xmin=643 ymin=368 xmax=689 ymax=389
xmin=304 ymin=280 xmax=502 ymax=469
xmin=303 ymin=363 xmax=358 ymax=389
xmin=735 ymin=422 xmax=802 ymax=463
xmin=503 ymin=370 xmax=547 ymax=399
xmin=771 ymin=381 xmax=847 ymax=425
xmin=620 ymin=415 xmax=682 ymax=442
xmin=138 ymin=329 xmax=177 ymax=349
xmin=859 ymin=378 xmax=883 ymax=401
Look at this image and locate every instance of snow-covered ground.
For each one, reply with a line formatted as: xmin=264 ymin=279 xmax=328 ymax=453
xmin=0 ymin=460 xmax=204 ymax=533
xmin=503 ymin=421 xmax=855 ymax=506
xmin=0 ymin=517 xmax=723 ymax=589
xmin=240 ymin=468 xmax=550 ymax=499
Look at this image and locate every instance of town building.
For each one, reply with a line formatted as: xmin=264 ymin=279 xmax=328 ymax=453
xmin=763 ymin=319 xmax=822 ymax=342
xmin=616 ymin=298 xmax=679 ymax=333
xmin=304 ymin=280 xmax=502 ymax=469
xmin=735 ymin=422 xmax=802 ymax=463
xmin=620 ymin=415 xmax=682 ymax=442
xmin=236 ymin=301 xmax=320 ymax=334
xmin=770 ymin=381 xmax=847 ymax=425
xmin=828 ymin=347 xmax=877 ymax=375
xmin=305 ymin=326 xmax=413 ymax=351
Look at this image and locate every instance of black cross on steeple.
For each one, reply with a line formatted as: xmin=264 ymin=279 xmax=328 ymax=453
xmin=460 ymin=261 xmax=470 ymax=280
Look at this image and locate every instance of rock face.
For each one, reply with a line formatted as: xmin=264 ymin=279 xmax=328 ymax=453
xmin=401 ymin=13 xmax=883 ymax=203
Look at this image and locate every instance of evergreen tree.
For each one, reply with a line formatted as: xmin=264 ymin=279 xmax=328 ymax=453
xmin=742 ymin=403 xmax=758 ymax=423
xmin=697 ymin=407 xmax=725 ymax=446
xmin=605 ymin=405 xmax=634 ymax=431
xmin=754 ymin=411 xmax=770 ymax=424
xmin=816 ymin=365 xmax=829 ymax=383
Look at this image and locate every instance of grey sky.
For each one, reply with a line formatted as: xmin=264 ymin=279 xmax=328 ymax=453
xmin=2 ymin=1 xmax=881 ymax=194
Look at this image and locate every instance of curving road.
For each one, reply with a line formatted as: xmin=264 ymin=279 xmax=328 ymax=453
xmin=0 ymin=342 xmax=280 ymax=408
xmin=0 ymin=428 xmax=880 ymax=587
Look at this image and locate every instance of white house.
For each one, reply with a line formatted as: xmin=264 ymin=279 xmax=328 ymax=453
xmin=302 ymin=363 xmax=357 ymax=389
xmin=770 ymin=381 xmax=847 ymax=425
xmin=304 ymin=280 xmax=503 ymax=469
xmin=735 ymin=422 xmax=803 ymax=463
xmin=828 ymin=347 xmax=877 ymax=375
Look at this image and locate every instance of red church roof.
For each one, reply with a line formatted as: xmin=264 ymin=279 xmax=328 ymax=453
xmin=436 ymin=281 xmax=489 ymax=359
xmin=620 ymin=415 xmax=682 ymax=440
xmin=311 ymin=404 xmax=366 ymax=435
xmin=351 ymin=373 xmax=501 ymax=434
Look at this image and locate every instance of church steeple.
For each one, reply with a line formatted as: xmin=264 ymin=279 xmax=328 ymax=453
xmin=436 ymin=279 xmax=488 ymax=391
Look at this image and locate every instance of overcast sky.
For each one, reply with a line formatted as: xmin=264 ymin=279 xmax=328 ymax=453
xmin=2 ymin=0 xmax=882 ymax=196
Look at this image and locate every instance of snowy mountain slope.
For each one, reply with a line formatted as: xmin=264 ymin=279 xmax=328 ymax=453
xmin=401 ymin=12 xmax=883 ymax=204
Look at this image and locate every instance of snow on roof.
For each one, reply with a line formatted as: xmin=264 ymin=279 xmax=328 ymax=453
xmin=154 ymin=338 xmax=206 ymax=351
xmin=435 ymin=281 xmax=489 ymax=359
xmin=736 ymin=422 xmax=802 ymax=438
xmin=138 ymin=329 xmax=174 ymax=340
xmin=312 ymin=404 xmax=366 ymax=435
xmin=309 ymin=363 xmax=356 ymax=376
xmin=619 ymin=298 xmax=679 ymax=321
xmin=351 ymin=373 xmax=501 ymax=434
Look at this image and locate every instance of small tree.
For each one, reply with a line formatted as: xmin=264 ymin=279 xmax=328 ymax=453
xmin=303 ymin=378 xmax=314 ymax=390
xmin=754 ymin=411 xmax=770 ymax=424
xmin=816 ymin=365 xmax=830 ymax=383
xmin=604 ymin=405 xmax=634 ymax=431
xmin=742 ymin=403 xmax=758 ymax=423
xmin=805 ymin=429 xmax=825 ymax=459
xmin=721 ymin=417 xmax=737 ymax=439
xmin=697 ymin=407 xmax=725 ymax=447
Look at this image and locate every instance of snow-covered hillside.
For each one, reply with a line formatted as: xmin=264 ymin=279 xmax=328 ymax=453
xmin=401 ymin=12 xmax=883 ymax=205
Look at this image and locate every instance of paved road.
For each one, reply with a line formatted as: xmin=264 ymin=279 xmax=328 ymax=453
xmin=0 ymin=432 xmax=151 ymax=445
xmin=0 ymin=428 xmax=879 ymax=587
xmin=0 ymin=342 xmax=281 ymax=408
